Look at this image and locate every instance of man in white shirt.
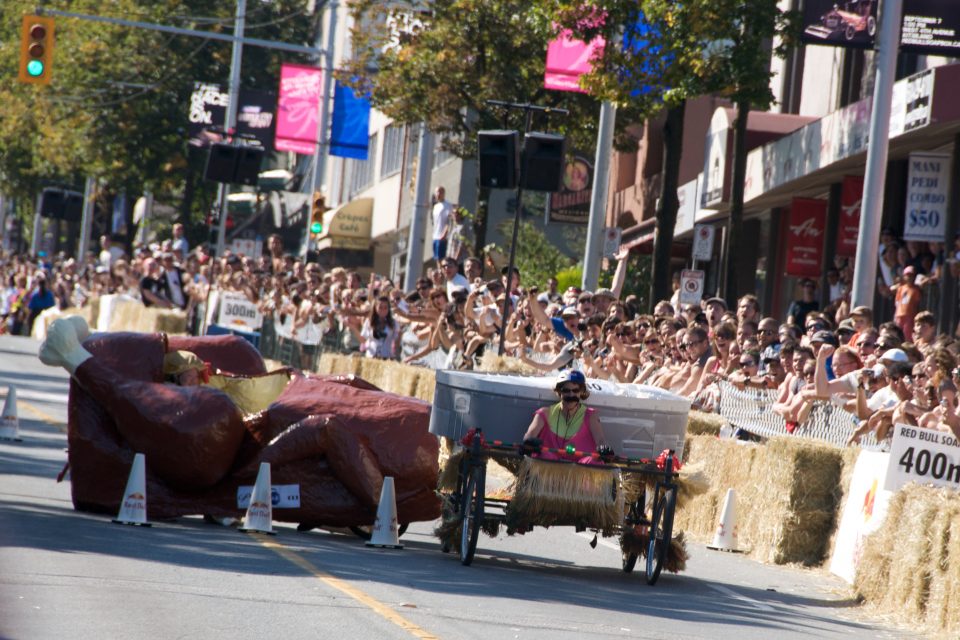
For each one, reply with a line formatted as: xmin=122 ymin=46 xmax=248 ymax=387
xmin=441 ymin=257 xmax=470 ymax=301
xmin=432 ymin=186 xmax=452 ymax=264
xmin=171 ymin=223 xmax=189 ymax=261
xmin=98 ymin=235 xmax=125 ymax=268
xmin=160 ymin=253 xmax=188 ymax=309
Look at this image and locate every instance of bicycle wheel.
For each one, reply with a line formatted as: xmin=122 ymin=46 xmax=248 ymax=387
xmin=459 ymin=464 xmax=485 ymax=566
xmin=622 ymin=550 xmax=638 ymax=573
xmin=645 ymin=486 xmax=676 ymax=585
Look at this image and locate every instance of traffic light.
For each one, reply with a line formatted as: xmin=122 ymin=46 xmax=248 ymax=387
xmin=310 ymin=192 xmax=326 ymax=234
xmin=18 ymin=15 xmax=55 ymax=85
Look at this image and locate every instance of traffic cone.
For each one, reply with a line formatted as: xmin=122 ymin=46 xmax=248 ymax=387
xmin=112 ymin=453 xmax=151 ymax=526
xmin=707 ymin=488 xmax=742 ymax=552
xmin=1 ymin=386 xmax=21 ymax=442
xmin=239 ymin=462 xmax=275 ymax=535
xmin=366 ymin=476 xmax=403 ymax=549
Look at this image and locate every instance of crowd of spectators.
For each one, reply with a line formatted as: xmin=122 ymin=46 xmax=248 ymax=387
xmin=3 ymin=223 xmax=960 ymax=449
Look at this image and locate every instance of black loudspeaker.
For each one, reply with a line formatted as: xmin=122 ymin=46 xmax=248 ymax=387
xmin=521 ymin=132 xmax=566 ymax=192
xmin=38 ymin=188 xmax=65 ymax=219
xmin=478 ymin=130 xmax=518 ymax=189
xmin=234 ymin=146 xmax=264 ymax=186
xmin=204 ymin=143 xmax=239 ymax=183
xmin=62 ymin=192 xmax=83 ymax=223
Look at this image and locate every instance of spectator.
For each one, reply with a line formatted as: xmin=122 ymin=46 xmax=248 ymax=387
xmin=431 ymin=186 xmax=452 ymax=263
xmin=786 ymin=279 xmax=819 ymax=328
xmin=893 ymin=266 xmax=922 ymax=341
xmin=171 ymin=223 xmax=189 ymax=261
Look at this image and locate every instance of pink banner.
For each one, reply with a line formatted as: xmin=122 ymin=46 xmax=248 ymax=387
xmin=544 ymin=31 xmax=603 ymax=93
xmin=275 ymin=63 xmax=323 ymax=155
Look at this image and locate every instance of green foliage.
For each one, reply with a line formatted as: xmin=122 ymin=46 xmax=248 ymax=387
xmin=0 ymin=0 xmax=315 ymax=235
xmin=342 ymin=0 xmax=643 ymax=156
xmin=490 ymin=220 xmax=575 ymax=289
xmin=599 ymin=253 xmax=652 ymax=310
xmin=554 ymin=264 xmax=582 ymax=293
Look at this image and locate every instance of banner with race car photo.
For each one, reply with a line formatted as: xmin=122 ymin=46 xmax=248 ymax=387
xmin=714 ymin=380 xmax=881 ymax=449
xmin=801 ymin=0 xmax=960 ymax=56
xmin=187 ymin=82 xmax=276 ymax=149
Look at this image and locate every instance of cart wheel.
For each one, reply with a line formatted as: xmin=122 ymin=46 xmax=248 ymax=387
xmin=645 ymin=486 xmax=676 ymax=586
xmin=349 ymin=523 xmax=409 ymax=541
xmin=622 ymin=550 xmax=638 ymax=573
xmin=844 ymin=24 xmax=856 ymax=41
xmin=459 ymin=463 xmax=485 ymax=566
xmin=867 ymin=17 xmax=877 ymax=37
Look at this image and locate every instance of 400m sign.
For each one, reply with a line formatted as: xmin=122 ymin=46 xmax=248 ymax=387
xmin=885 ymin=424 xmax=960 ymax=492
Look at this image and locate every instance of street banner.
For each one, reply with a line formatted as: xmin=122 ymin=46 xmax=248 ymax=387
xmin=801 ymin=0 xmax=960 ymax=56
xmin=692 ymin=224 xmax=715 ymax=262
xmin=785 ymin=198 xmax=826 ymax=278
xmin=829 ymin=450 xmax=893 ymax=584
xmin=836 ymin=175 xmax=864 ymax=258
xmin=330 ymin=81 xmax=371 ymax=160
xmin=275 ymin=63 xmax=323 ymax=155
xmin=549 ymin=154 xmax=593 ymax=223
xmin=885 ymin=423 xmax=960 ymax=492
xmin=217 ymin=291 xmax=263 ymax=331
xmin=237 ymin=483 xmax=301 ymax=509
xmin=544 ymin=30 xmax=603 ymax=93
xmin=187 ymin=83 xmax=276 ymax=149
xmin=903 ymin=152 xmax=951 ymax=242
xmin=679 ymin=269 xmax=704 ymax=306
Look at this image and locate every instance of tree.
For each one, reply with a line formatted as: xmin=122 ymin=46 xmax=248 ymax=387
xmin=488 ymin=220 xmax=574 ymax=289
xmin=554 ymin=0 xmax=796 ymax=308
xmin=0 ymin=0 xmax=315 ymax=247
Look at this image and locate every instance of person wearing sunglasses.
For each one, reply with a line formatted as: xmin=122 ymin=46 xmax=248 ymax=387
xmin=522 ymin=369 xmax=610 ymax=464
xmin=675 ymin=326 xmax=712 ymax=397
xmin=728 ymin=349 xmax=761 ymax=389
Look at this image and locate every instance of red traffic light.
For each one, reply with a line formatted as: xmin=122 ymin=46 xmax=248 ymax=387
xmin=29 ymin=24 xmax=46 ymax=40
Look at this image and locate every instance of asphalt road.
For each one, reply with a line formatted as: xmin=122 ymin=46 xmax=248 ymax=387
xmin=0 ymin=334 xmax=912 ymax=640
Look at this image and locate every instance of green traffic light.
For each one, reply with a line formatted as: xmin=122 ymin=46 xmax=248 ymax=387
xmin=26 ymin=60 xmax=44 ymax=77
xmin=310 ymin=221 xmax=322 ymax=234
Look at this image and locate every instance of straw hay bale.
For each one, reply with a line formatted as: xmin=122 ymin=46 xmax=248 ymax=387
xmin=686 ymin=411 xmax=724 ymax=438
xmin=477 ymin=351 xmax=536 ymax=375
xmin=674 ymin=435 xmax=844 ymax=565
xmin=823 ymin=445 xmax=863 ymax=562
xmin=414 ymin=368 xmax=436 ymax=402
xmin=855 ymin=484 xmax=960 ymax=634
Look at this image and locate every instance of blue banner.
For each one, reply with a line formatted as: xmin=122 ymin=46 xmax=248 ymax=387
xmin=329 ymin=81 xmax=371 ymax=160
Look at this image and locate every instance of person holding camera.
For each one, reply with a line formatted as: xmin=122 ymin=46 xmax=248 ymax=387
xmin=521 ymin=370 xmax=610 ymax=465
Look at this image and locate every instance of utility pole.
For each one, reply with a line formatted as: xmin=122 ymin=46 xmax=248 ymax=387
xmin=582 ymin=101 xmax=616 ymax=291
xmin=214 ymin=0 xmax=247 ymax=257
xmin=405 ymin=124 xmax=434 ymax=290
xmin=77 ymin=177 xmax=97 ymax=260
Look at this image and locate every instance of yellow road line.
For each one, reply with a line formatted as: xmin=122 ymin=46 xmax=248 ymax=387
xmin=19 ymin=399 xmax=67 ymax=432
xmin=257 ymin=537 xmax=441 ymax=640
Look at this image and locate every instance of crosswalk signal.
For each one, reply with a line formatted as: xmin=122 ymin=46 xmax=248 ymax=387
xmin=18 ymin=15 xmax=55 ymax=85
xmin=310 ymin=192 xmax=326 ymax=234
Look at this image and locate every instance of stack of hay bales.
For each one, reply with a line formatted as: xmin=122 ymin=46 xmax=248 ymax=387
xmin=316 ymin=353 xmax=435 ymax=401
xmin=108 ymin=297 xmax=187 ymax=334
xmin=675 ymin=435 xmax=845 ymax=565
xmin=686 ymin=410 xmax=724 ymax=436
xmin=855 ymin=484 xmax=960 ymax=634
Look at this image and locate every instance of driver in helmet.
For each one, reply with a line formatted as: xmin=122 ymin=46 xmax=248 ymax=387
xmin=521 ymin=370 xmax=611 ymax=465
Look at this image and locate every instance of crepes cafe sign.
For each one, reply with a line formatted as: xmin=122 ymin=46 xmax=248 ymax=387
xmin=785 ymin=198 xmax=826 ymax=277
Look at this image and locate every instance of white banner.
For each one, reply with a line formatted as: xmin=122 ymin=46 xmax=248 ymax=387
xmin=237 ymin=483 xmax=301 ymax=509
xmin=602 ymin=227 xmax=622 ymax=259
xmin=679 ymin=269 xmax=704 ymax=306
xmin=885 ymin=423 xmax=960 ymax=492
xmin=217 ymin=291 xmax=263 ymax=330
xmin=903 ymin=152 xmax=951 ymax=242
xmin=829 ymin=450 xmax=893 ymax=584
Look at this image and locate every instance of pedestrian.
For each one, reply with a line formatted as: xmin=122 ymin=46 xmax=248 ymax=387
xmin=893 ymin=266 xmax=922 ymax=341
xmin=431 ymin=186 xmax=452 ymax=264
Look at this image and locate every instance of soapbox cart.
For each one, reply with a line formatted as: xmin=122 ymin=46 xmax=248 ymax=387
xmin=429 ymin=371 xmax=691 ymax=585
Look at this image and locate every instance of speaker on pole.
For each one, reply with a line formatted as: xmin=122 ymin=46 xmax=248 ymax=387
xmin=478 ymin=130 xmax=518 ymax=189
xmin=38 ymin=188 xmax=65 ymax=219
xmin=204 ymin=143 xmax=238 ymax=184
xmin=521 ymin=132 xmax=566 ymax=192
xmin=234 ymin=146 xmax=264 ymax=186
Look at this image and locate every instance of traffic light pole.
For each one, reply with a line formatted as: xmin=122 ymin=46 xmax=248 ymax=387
xmin=30 ymin=193 xmax=43 ymax=257
xmin=404 ymin=124 xmax=434 ymax=291
xmin=77 ymin=177 xmax=96 ymax=261
xmin=214 ymin=0 xmax=247 ymax=257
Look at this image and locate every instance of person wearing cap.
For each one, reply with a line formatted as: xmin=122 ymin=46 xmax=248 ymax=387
xmin=592 ymin=287 xmax=616 ymax=315
xmin=704 ymin=297 xmax=726 ymax=329
xmin=809 ymin=329 xmax=840 ymax=381
xmin=837 ymin=318 xmax=856 ymax=344
xmin=522 ymin=370 xmax=610 ymax=465
xmin=893 ymin=266 xmax=921 ymax=341
xmin=786 ymin=279 xmax=819 ymax=328
xmin=847 ymin=350 xmax=916 ymax=444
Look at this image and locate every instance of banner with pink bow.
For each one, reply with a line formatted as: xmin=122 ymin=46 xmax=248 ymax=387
xmin=544 ymin=31 xmax=603 ymax=93
xmin=275 ymin=63 xmax=323 ymax=155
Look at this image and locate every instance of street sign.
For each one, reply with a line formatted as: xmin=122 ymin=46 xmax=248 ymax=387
xmin=679 ymin=269 xmax=705 ymax=306
xmin=602 ymin=227 xmax=622 ymax=259
xmin=692 ymin=224 xmax=714 ymax=261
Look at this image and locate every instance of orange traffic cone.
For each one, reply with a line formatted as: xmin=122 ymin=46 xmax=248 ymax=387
xmin=112 ymin=453 xmax=151 ymax=526
xmin=366 ymin=476 xmax=403 ymax=549
xmin=239 ymin=463 xmax=275 ymax=535
xmin=1 ymin=386 xmax=21 ymax=442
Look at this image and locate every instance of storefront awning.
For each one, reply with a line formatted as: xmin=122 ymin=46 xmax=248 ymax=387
xmin=316 ymin=197 xmax=373 ymax=251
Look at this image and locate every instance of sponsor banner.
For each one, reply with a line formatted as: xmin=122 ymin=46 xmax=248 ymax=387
xmin=549 ymin=154 xmax=593 ymax=223
xmin=829 ymin=450 xmax=893 ymax=584
xmin=236 ymin=89 xmax=276 ymax=150
xmin=217 ymin=291 xmax=263 ymax=330
xmin=679 ymin=269 xmax=705 ymax=306
xmin=836 ymin=175 xmax=864 ymax=258
xmin=900 ymin=0 xmax=960 ymax=56
xmin=544 ymin=30 xmax=603 ymax=93
xmin=886 ymin=424 xmax=960 ymax=492
xmin=237 ymin=483 xmax=301 ymax=509
xmin=275 ymin=63 xmax=323 ymax=155
xmin=785 ymin=198 xmax=827 ymax=277
xmin=903 ymin=152 xmax=951 ymax=242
